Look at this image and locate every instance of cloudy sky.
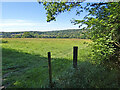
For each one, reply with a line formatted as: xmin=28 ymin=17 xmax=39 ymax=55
xmin=0 ymin=1 xmax=92 ymax=32
xmin=0 ymin=1 xmax=90 ymax=32
xmin=0 ymin=0 xmax=117 ymax=32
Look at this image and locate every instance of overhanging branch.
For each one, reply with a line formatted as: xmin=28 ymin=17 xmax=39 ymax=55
xmin=91 ymin=3 xmax=109 ymax=6
xmin=114 ymin=42 xmax=120 ymax=48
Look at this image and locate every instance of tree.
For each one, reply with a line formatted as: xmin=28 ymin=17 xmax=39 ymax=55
xmin=14 ymin=35 xmax=22 ymax=38
xmin=38 ymin=1 xmax=120 ymax=63
xmin=34 ymin=33 xmax=39 ymax=38
xmin=22 ymin=32 xmax=34 ymax=38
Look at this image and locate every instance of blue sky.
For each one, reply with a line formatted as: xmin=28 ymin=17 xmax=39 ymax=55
xmin=1 ymin=2 xmax=88 ymax=32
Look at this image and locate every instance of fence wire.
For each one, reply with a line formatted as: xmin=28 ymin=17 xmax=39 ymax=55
xmin=50 ymin=45 xmax=88 ymax=59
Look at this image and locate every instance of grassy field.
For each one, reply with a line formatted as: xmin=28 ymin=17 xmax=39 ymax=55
xmin=2 ymin=38 xmax=91 ymax=88
xmin=1 ymin=38 xmax=119 ymax=88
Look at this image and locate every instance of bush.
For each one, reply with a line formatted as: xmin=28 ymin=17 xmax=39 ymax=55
xmin=53 ymin=62 xmax=119 ymax=88
xmin=83 ymin=41 xmax=88 ymax=44
xmin=2 ymin=40 xmax=8 ymax=43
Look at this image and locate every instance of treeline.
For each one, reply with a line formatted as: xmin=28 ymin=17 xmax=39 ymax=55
xmin=1 ymin=29 xmax=88 ymax=39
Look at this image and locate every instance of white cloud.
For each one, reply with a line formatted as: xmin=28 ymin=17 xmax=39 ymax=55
xmin=0 ymin=23 xmax=46 ymax=26
xmin=0 ymin=19 xmax=81 ymax=32
xmin=0 ymin=19 xmax=48 ymax=32
xmin=0 ymin=19 xmax=48 ymax=27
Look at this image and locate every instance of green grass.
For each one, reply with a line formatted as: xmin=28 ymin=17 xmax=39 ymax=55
xmin=2 ymin=38 xmax=91 ymax=88
xmin=1 ymin=38 xmax=119 ymax=88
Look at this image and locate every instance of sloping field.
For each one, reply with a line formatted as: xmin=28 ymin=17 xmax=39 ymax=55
xmin=2 ymin=38 xmax=91 ymax=88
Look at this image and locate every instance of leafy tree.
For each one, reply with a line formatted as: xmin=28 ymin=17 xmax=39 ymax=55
xmin=14 ymin=35 xmax=22 ymax=38
xmin=38 ymin=1 xmax=120 ymax=63
xmin=34 ymin=33 xmax=39 ymax=38
xmin=22 ymin=32 xmax=34 ymax=38
xmin=2 ymin=32 xmax=12 ymax=38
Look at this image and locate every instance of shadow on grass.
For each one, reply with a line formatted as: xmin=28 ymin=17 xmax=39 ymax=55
xmin=2 ymin=48 xmax=72 ymax=88
xmin=2 ymin=48 xmax=119 ymax=88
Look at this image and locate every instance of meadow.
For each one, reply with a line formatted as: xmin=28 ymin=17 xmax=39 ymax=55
xmin=1 ymin=38 xmax=119 ymax=88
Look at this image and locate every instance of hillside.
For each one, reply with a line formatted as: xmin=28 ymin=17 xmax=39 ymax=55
xmin=1 ymin=29 xmax=88 ymax=39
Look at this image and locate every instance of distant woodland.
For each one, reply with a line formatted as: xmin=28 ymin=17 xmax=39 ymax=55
xmin=1 ymin=29 xmax=88 ymax=39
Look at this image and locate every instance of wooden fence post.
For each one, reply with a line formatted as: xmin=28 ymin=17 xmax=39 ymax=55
xmin=73 ymin=46 xmax=78 ymax=68
xmin=48 ymin=52 xmax=52 ymax=88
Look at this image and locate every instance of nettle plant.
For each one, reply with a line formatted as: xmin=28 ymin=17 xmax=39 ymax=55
xmin=38 ymin=1 xmax=120 ymax=63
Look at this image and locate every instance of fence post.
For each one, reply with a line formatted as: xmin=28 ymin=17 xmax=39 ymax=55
xmin=48 ymin=52 xmax=52 ymax=88
xmin=73 ymin=46 xmax=78 ymax=68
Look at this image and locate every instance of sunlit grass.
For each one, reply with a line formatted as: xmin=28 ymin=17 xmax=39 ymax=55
xmin=2 ymin=38 xmax=91 ymax=88
xmin=2 ymin=38 xmax=119 ymax=88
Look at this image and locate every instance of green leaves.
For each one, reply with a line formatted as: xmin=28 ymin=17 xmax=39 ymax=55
xmin=82 ymin=2 xmax=120 ymax=63
xmin=40 ymin=1 xmax=120 ymax=63
xmin=39 ymin=2 xmax=82 ymax=22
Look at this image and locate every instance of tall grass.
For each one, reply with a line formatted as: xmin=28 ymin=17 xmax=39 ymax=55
xmin=2 ymin=38 xmax=119 ymax=88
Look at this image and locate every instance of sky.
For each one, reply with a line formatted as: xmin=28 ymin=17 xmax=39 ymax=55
xmin=0 ymin=2 xmax=89 ymax=32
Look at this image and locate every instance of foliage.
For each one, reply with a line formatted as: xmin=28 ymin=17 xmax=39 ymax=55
xmin=39 ymin=1 xmax=120 ymax=63
xmin=1 ymin=29 xmax=88 ymax=39
xmin=81 ymin=2 xmax=120 ymax=63
xmin=38 ymin=2 xmax=83 ymax=22
xmin=22 ymin=32 xmax=35 ymax=38
xmin=2 ymin=40 xmax=8 ymax=43
xmin=54 ymin=63 xmax=119 ymax=88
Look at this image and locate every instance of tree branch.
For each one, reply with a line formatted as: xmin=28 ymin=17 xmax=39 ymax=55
xmin=91 ymin=3 xmax=109 ymax=6
xmin=114 ymin=42 xmax=120 ymax=48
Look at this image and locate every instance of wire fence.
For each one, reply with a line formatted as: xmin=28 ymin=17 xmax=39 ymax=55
xmin=50 ymin=45 xmax=88 ymax=59
xmin=48 ymin=46 xmax=80 ymax=88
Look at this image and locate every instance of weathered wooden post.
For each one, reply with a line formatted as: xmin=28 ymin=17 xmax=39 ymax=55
xmin=48 ymin=52 xmax=52 ymax=88
xmin=73 ymin=46 xmax=78 ymax=68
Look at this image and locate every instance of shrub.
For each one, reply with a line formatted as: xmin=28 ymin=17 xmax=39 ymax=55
xmin=53 ymin=62 xmax=119 ymax=88
xmin=2 ymin=40 xmax=8 ymax=43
